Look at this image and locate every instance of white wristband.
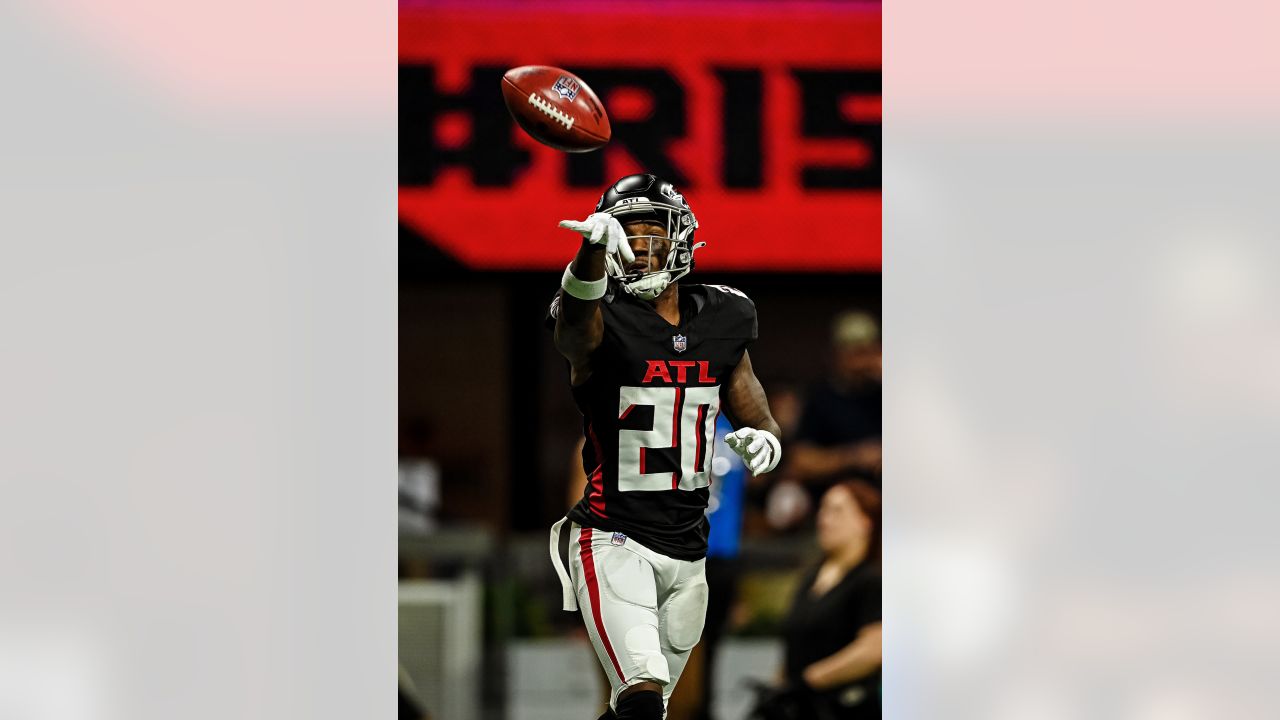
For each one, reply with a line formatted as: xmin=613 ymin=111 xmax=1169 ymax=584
xmin=561 ymin=262 xmax=607 ymax=300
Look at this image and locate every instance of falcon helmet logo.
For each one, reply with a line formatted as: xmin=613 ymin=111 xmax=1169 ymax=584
xmin=659 ymin=182 xmax=687 ymax=207
xmin=552 ymin=75 xmax=580 ymax=101
xmin=672 ymin=334 xmax=687 ymax=353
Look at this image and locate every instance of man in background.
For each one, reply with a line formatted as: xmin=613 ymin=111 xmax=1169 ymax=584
xmin=789 ymin=312 xmax=882 ymax=489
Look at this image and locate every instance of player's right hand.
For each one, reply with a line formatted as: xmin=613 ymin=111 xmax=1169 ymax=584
xmin=725 ymin=427 xmax=782 ymax=476
xmin=558 ymin=213 xmax=636 ymax=264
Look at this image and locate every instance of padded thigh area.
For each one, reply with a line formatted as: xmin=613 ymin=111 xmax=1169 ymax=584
xmin=662 ymin=577 xmax=709 ymax=652
xmin=600 ymin=548 xmax=658 ymax=609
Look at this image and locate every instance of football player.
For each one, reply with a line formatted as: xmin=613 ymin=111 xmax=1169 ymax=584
xmin=547 ymin=174 xmax=782 ymax=720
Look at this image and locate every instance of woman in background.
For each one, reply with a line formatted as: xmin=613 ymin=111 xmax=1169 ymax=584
xmin=779 ymin=479 xmax=882 ymax=719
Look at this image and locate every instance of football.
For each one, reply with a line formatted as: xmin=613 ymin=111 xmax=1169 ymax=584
xmin=501 ymin=66 xmax=611 ymax=153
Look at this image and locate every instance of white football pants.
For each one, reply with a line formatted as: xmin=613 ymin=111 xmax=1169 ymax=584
xmin=550 ymin=518 xmax=710 ymax=711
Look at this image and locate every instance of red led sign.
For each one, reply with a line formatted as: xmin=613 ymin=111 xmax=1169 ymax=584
xmin=400 ymin=3 xmax=881 ymax=271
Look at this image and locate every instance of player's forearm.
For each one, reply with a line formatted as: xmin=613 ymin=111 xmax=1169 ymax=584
xmin=725 ymin=399 xmax=779 ymax=438
xmin=724 ymin=352 xmax=779 ymax=436
xmin=723 ymin=354 xmax=784 ymax=474
xmin=747 ymin=413 xmax=781 ymax=440
xmin=802 ymin=624 xmax=882 ymax=690
xmin=555 ymin=241 xmax=607 ymax=357
xmin=560 ymin=241 xmax=606 ymax=321
xmin=724 ymin=399 xmax=780 ymax=440
xmin=570 ymin=239 xmax=606 ymax=279
xmin=554 ymin=306 xmax=602 ymax=360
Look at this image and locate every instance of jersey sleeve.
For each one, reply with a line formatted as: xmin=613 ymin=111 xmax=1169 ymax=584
xmin=703 ymin=284 xmax=758 ymax=342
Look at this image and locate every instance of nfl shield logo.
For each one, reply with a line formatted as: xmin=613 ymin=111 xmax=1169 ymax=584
xmin=672 ymin=334 xmax=687 ymax=353
xmin=611 ymin=532 xmax=627 ymax=546
xmin=552 ymin=75 xmax=580 ymax=101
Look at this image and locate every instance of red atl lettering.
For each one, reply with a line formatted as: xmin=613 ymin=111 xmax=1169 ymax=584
xmin=641 ymin=360 xmax=717 ymax=384
xmin=669 ymin=361 xmax=696 ymax=383
xmin=698 ymin=360 xmax=715 ymax=383
xmin=642 ymin=360 xmax=672 ymax=384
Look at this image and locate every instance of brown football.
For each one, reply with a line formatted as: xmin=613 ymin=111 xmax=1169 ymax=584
xmin=501 ymin=66 xmax=610 ymax=153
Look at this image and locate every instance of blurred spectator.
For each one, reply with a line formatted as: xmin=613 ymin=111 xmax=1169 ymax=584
xmin=763 ymin=378 xmax=805 ymax=441
xmin=745 ymin=380 xmax=809 ymax=536
xmin=763 ymin=479 xmax=812 ymax=533
xmin=789 ymin=312 xmax=882 ymax=488
xmin=399 ymin=419 xmax=441 ymax=535
xmin=757 ymin=480 xmax=881 ymax=719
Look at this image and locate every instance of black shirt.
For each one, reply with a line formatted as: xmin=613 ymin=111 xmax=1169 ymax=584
xmin=794 ymin=379 xmax=882 ymax=493
xmin=547 ymin=282 xmax=757 ymax=560
xmin=795 ymin=379 xmax=882 ymax=449
xmin=782 ymin=560 xmax=882 ymax=718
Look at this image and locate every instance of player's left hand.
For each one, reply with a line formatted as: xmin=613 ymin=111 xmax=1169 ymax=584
xmin=725 ymin=427 xmax=782 ymax=475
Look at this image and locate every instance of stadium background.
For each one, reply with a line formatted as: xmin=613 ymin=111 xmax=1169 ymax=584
xmin=399 ymin=2 xmax=881 ymax=718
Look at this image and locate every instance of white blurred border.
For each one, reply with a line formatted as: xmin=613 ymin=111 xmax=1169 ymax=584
xmin=887 ymin=1 xmax=1280 ymax=717
xmin=0 ymin=0 xmax=395 ymax=717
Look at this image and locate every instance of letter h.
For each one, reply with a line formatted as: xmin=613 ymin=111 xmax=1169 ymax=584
xmin=400 ymin=64 xmax=531 ymax=187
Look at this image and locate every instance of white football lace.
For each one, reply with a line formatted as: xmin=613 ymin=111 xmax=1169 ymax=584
xmin=527 ymin=93 xmax=575 ymax=130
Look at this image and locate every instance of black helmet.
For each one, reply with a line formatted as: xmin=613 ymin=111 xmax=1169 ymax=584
xmin=595 ymin=174 xmax=702 ymax=300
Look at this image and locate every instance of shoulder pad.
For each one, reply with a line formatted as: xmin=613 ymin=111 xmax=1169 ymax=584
xmin=696 ymin=284 xmax=757 ymax=341
xmin=703 ymin=284 xmax=753 ymax=304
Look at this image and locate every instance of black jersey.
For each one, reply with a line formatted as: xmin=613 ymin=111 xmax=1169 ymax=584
xmin=548 ymin=282 xmax=757 ymax=560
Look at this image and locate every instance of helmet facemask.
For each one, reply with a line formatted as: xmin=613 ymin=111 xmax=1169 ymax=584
xmin=602 ymin=200 xmax=704 ymax=301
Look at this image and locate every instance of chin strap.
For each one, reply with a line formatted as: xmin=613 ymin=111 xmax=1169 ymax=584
xmin=623 ymin=271 xmax=671 ymax=300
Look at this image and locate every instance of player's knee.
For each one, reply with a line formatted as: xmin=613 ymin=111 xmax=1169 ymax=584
xmin=615 ymin=685 xmax=664 ymax=720
xmin=624 ymin=625 xmax=670 ymax=684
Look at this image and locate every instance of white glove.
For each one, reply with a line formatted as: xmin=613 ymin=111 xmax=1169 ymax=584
xmin=724 ymin=427 xmax=782 ymax=476
xmin=558 ymin=212 xmax=635 ymax=265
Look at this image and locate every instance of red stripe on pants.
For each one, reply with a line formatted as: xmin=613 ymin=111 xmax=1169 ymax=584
xmin=579 ymin=528 xmax=626 ymax=682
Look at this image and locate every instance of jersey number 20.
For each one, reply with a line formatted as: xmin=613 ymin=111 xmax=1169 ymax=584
xmin=617 ymin=385 xmax=720 ymax=492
